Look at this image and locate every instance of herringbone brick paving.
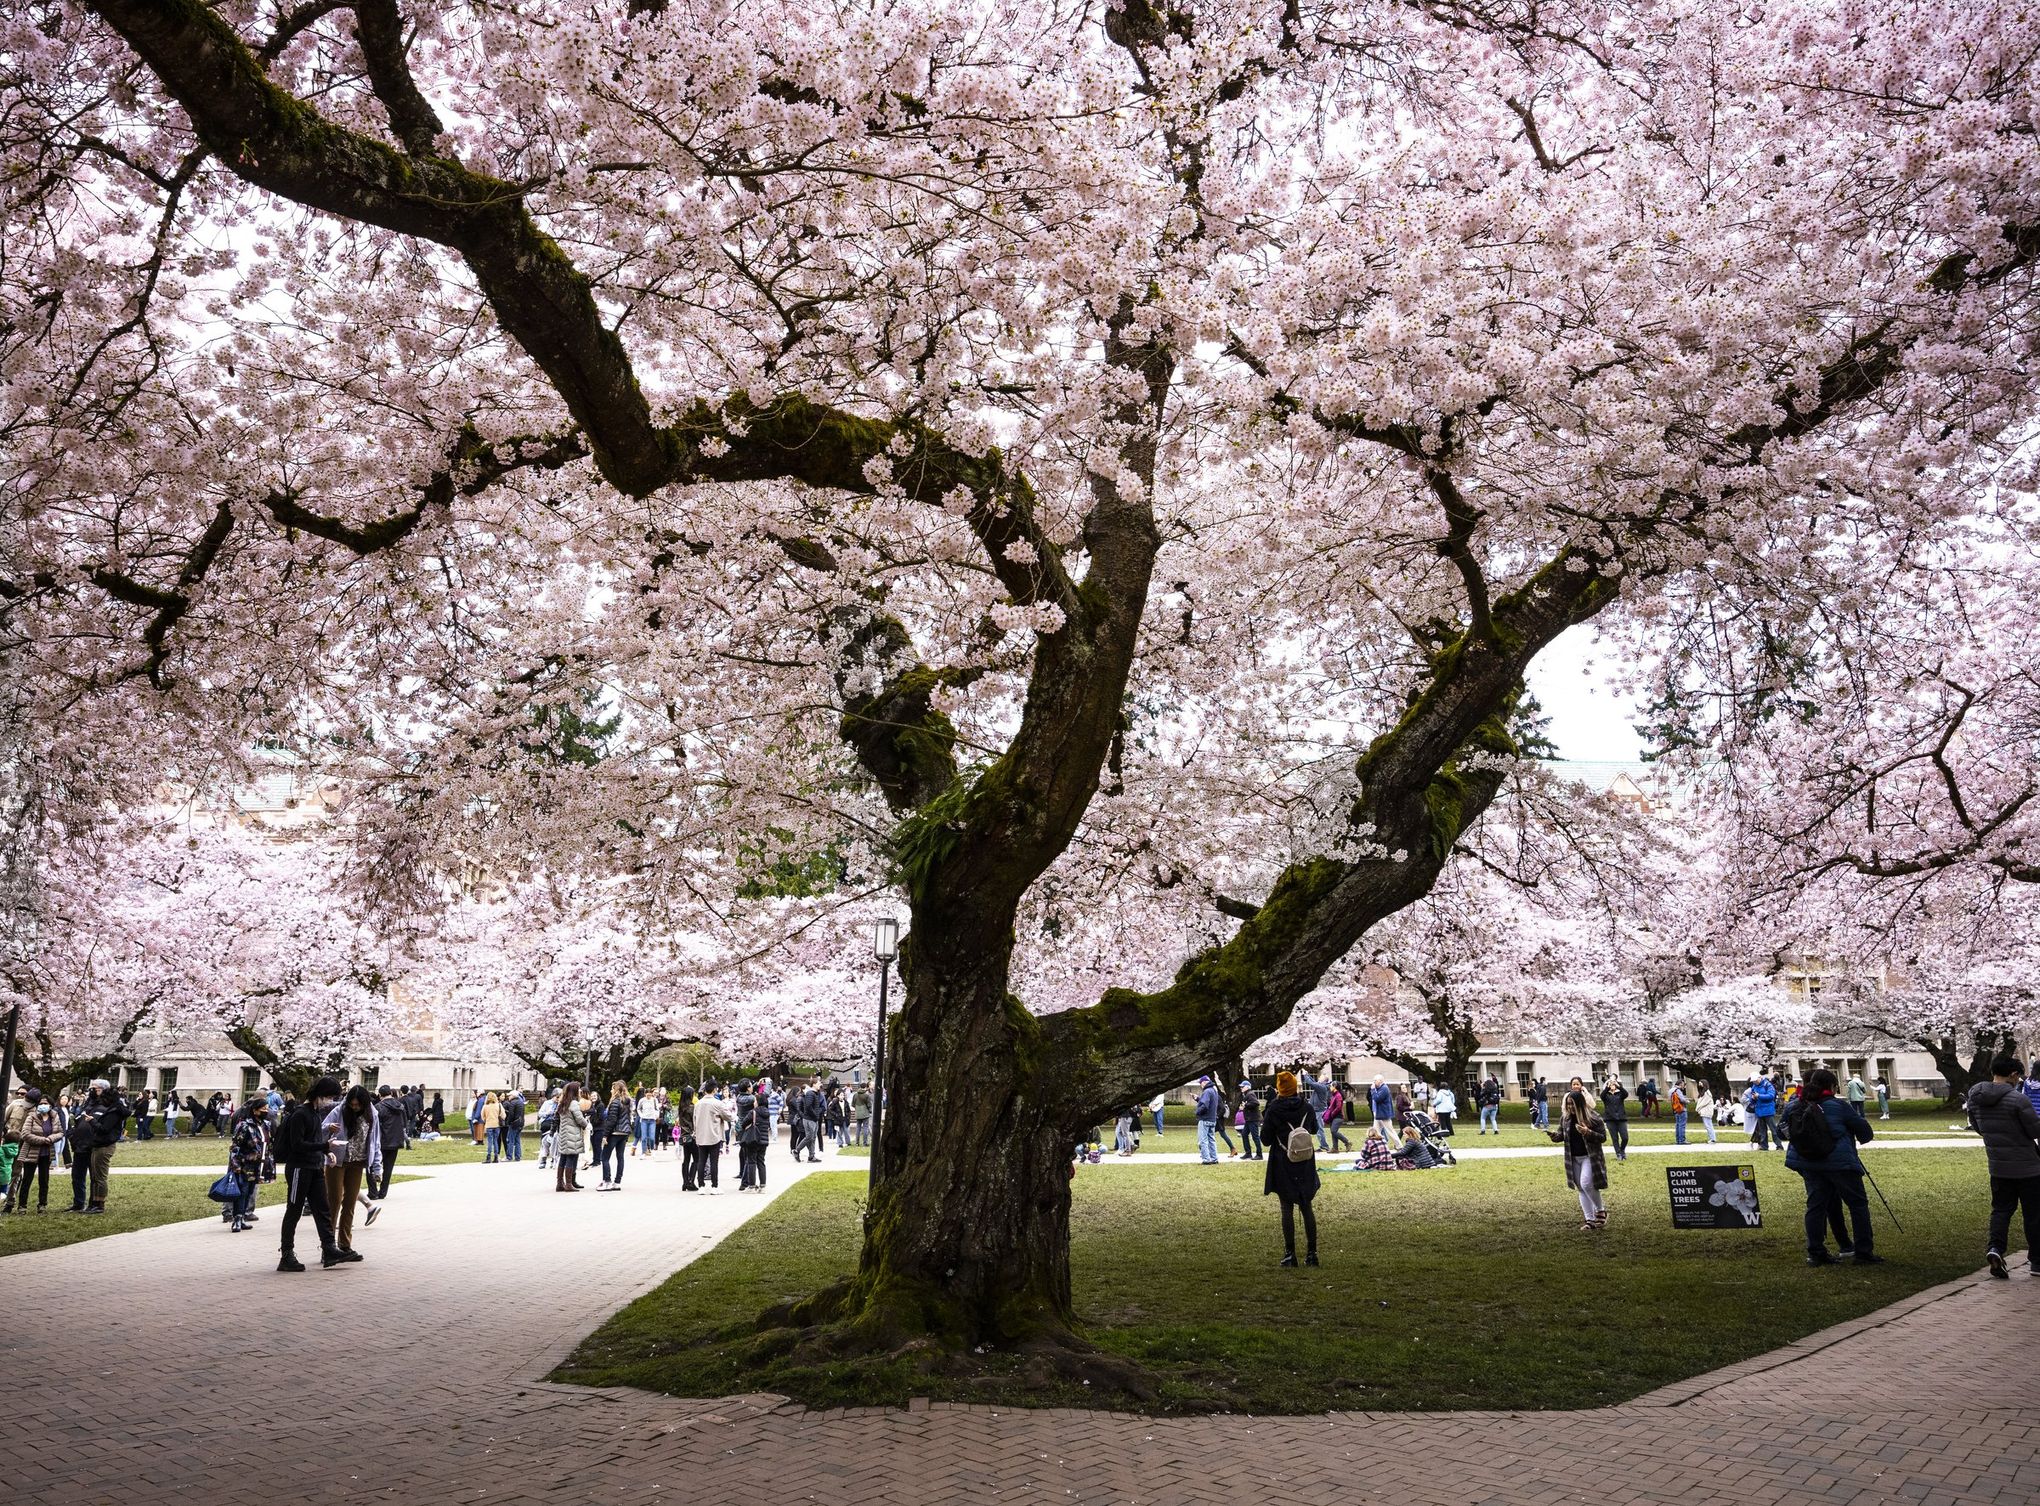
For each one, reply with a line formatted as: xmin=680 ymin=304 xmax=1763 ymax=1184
xmin=6 ymin=1147 xmax=2034 ymax=1504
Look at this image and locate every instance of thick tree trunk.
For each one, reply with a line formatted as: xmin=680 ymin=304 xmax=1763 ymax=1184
xmin=1664 ymin=1058 xmax=1733 ymax=1099
xmin=844 ymin=936 xmax=1080 ymax=1347
xmin=1925 ymin=1032 xmax=2014 ymax=1108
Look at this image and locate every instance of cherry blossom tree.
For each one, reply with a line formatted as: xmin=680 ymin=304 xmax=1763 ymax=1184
xmin=7 ymin=0 xmax=2038 ymax=1380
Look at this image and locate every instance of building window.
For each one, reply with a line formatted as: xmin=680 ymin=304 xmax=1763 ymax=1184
xmin=125 ymin=1066 xmax=149 ymax=1093
xmin=158 ymin=1067 xmax=178 ymax=1098
xmin=359 ymin=1066 xmax=379 ymax=1092
xmin=241 ymin=1067 xmax=261 ymax=1099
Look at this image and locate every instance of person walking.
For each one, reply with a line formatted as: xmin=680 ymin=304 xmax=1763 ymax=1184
xmin=1367 ymin=1075 xmax=1395 ymax=1139
xmin=1748 ymin=1073 xmax=1780 ymax=1150
xmin=3 ymin=1099 xmax=58 ymax=1214
xmin=1967 ymin=1053 xmax=2040 ymax=1279
xmin=225 ymin=1097 xmax=274 ymax=1232
xmin=481 ymin=1091 xmax=504 ymax=1163
xmin=1669 ymin=1078 xmax=1689 ymax=1145
xmin=1598 ymin=1077 xmax=1630 ymax=1162
xmin=1552 ymin=1087 xmax=1609 ymax=1230
xmin=1149 ymin=1092 xmax=1166 ymax=1138
xmin=1193 ymin=1076 xmax=1223 ymax=1164
xmin=1239 ymin=1080 xmax=1264 ymax=1160
xmin=371 ymin=1086 xmax=407 ymax=1199
xmin=796 ymin=1079 xmax=827 ymax=1163
xmin=1324 ymin=1084 xmax=1352 ymax=1153
xmin=1528 ymin=1077 xmax=1549 ymax=1130
xmin=1262 ymin=1072 xmax=1321 ymax=1266
xmin=323 ymin=1084 xmax=382 ymax=1250
xmin=275 ymin=1077 xmax=344 ymax=1270
xmin=597 ymin=1082 xmax=632 ymax=1189
xmin=1302 ymin=1071 xmax=1333 ymax=1151
xmin=1786 ymin=1068 xmax=1879 ymax=1266
xmin=692 ymin=1085 xmax=734 ymax=1192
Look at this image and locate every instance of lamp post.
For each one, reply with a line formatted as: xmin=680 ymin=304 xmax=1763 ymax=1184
xmin=868 ymin=916 xmax=899 ymax=1194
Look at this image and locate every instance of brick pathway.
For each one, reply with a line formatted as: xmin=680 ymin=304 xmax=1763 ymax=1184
xmin=9 ymin=1146 xmax=2035 ymax=1505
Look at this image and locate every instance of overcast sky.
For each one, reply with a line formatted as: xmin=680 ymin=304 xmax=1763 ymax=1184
xmin=1524 ymin=629 xmax=1645 ymax=763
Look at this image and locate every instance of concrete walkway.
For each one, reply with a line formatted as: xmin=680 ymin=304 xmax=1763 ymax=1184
xmin=9 ymin=1144 xmax=2035 ymax=1505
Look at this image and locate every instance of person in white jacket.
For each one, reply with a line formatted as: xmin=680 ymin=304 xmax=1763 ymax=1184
xmin=634 ymin=1088 xmax=661 ymax=1157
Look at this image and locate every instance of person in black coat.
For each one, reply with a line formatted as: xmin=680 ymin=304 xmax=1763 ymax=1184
xmin=1261 ymin=1070 xmax=1322 ymax=1267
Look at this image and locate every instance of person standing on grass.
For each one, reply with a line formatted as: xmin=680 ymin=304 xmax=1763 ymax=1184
xmin=1368 ymin=1075 xmax=1394 ymax=1139
xmin=693 ymin=1085 xmax=733 ymax=1193
xmin=275 ymin=1077 xmax=343 ymax=1270
xmin=1193 ymin=1076 xmax=1223 ymax=1164
xmin=1528 ymin=1077 xmax=1549 ymax=1131
xmin=4 ymin=1100 xmax=57 ymax=1215
xmin=1748 ymin=1073 xmax=1779 ymax=1150
xmin=851 ymin=1084 xmax=872 ymax=1147
xmin=324 ymin=1084 xmax=382 ymax=1250
xmin=1477 ymin=1076 xmax=1503 ymax=1134
xmin=68 ymin=1079 xmax=126 ymax=1216
xmin=1302 ymin=1070 xmax=1333 ymax=1151
xmin=1114 ymin=1109 xmax=1136 ymax=1157
xmin=1846 ymin=1072 xmax=1868 ymax=1113
xmin=427 ymin=1092 xmax=445 ymax=1134
xmin=371 ymin=1086 xmax=407 ymax=1200
xmin=1696 ymin=1085 xmax=1719 ymax=1144
xmin=1597 ymin=1078 xmax=1630 ymax=1163
xmin=2023 ymin=1061 xmax=2040 ymax=1118
xmin=1551 ymin=1088 xmax=1609 ymax=1230
xmin=1669 ymin=1079 xmax=1689 ymax=1145
xmin=1786 ymin=1068 xmax=1878 ymax=1267
xmin=1967 ymin=1053 xmax=2040 ymax=1280
xmin=1261 ymin=1070 xmax=1321 ymax=1267
xmin=1432 ymin=1082 xmax=1458 ymax=1135
xmin=1239 ymin=1081 xmax=1263 ymax=1160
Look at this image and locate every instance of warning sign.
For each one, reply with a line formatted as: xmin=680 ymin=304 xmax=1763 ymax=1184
xmin=1667 ymin=1164 xmax=1762 ymax=1228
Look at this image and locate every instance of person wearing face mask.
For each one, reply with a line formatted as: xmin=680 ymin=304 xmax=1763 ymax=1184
xmin=274 ymin=1076 xmax=345 ymax=1271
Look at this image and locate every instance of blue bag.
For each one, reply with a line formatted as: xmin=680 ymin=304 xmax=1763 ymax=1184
xmin=207 ymin=1171 xmax=245 ymax=1204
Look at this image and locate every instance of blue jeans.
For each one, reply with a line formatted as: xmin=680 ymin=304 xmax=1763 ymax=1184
xmin=1154 ymin=1107 xmax=1164 ymax=1135
xmin=504 ymin=1127 xmax=522 ymax=1161
xmin=1197 ymin=1120 xmax=1217 ymax=1162
xmin=484 ymin=1127 xmax=501 ymax=1161
xmin=1532 ymin=1102 xmax=1548 ymax=1128
xmin=1674 ymin=1110 xmax=1688 ymax=1144
xmin=235 ymin=1181 xmax=258 ymax=1221
xmin=637 ymin=1119 xmax=657 ymax=1153
xmin=1479 ymin=1105 xmax=1499 ymax=1132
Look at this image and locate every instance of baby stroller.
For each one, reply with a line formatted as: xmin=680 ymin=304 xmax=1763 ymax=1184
xmin=1403 ymin=1110 xmax=1458 ymax=1166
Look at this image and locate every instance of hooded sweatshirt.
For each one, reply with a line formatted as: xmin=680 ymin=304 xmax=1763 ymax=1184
xmin=1965 ymin=1080 xmax=2040 ymax=1179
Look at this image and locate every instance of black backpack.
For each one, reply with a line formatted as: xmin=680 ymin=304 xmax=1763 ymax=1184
xmin=1791 ymin=1097 xmax=1837 ymax=1158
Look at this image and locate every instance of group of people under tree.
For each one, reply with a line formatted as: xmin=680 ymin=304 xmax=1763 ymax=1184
xmin=537 ymin=1075 xmax=871 ymax=1195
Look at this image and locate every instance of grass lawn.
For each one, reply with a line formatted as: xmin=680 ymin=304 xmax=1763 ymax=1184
xmin=556 ymin=1145 xmax=2003 ymax=1415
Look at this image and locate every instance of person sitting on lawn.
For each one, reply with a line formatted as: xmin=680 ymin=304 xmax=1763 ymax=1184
xmin=1357 ymin=1126 xmax=1398 ymax=1171
xmin=1393 ymin=1124 xmax=1441 ymax=1169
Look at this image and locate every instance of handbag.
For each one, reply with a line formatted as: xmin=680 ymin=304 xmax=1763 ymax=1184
xmin=208 ymin=1170 xmax=247 ymax=1204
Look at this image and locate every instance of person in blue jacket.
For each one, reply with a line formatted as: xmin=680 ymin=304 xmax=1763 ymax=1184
xmin=1785 ymin=1068 xmax=1880 ymax=1266
xmin=1193 ymin=1076 xmax=1224 ymax=1164
xmin=1748 ymin=1073 xmax=1780 ymax=1150
xmin=1369 ymin=1076 xmax=1396 ymax=1137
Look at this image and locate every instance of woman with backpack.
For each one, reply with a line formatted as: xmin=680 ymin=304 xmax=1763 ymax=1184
xmin=1553 ymin=1086 xmax=1609 ymax=1230
xmin=1261 ymin=1070 xmax=1322 ymax=1267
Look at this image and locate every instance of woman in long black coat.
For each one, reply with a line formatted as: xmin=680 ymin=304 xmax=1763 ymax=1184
xmin=1261 ymin=1070 xmax=1323 ymax=1267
